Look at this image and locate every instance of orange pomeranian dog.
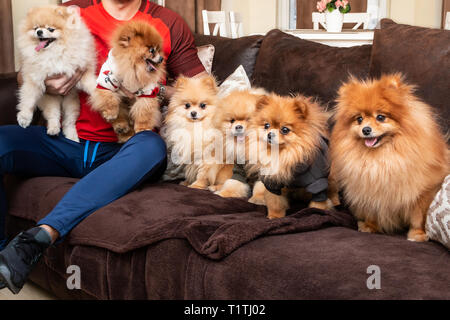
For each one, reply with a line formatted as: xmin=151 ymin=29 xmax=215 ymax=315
xmin=214 ymin=89 xmax=267 ymax=202
xmin=330 ymin=74 xmax=449 ymax=241
xmin=161 ymin=75 xmax=232 ymax=190
xmin=90 ymin=21 xmax=165 ymax=143
xmin=249 ymin=94 xmax=334 ymax=219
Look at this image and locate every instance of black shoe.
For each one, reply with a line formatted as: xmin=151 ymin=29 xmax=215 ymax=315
xmin=0 ymin=227 xmax=51 ymax=294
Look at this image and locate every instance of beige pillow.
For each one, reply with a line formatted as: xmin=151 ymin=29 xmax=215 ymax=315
xmin=197 ymin=44 xmax=215 ymax=75
xmin=217 ymin=65 xmax=251 ymax=98
xmin=426 ymin=175 xmax=450 ymax=249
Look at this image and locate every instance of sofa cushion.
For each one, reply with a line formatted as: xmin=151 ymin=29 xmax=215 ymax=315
xmin=369 ymin=19 xmax=450 ymax=135
xmin=0 ymin=73 xmax=18 ymax=126
xmin=194 ymin=34 xmax=264 ymax=85
xmin=251 ymin=29 xmax=372 ymax=108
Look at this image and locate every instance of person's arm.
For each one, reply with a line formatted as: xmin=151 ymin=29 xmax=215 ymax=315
xmin=17 ymin=69 xmax=85 ymax=96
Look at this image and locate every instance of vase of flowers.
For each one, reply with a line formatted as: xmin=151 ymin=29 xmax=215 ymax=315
xmin=316 ymin=0 xmax=351 ymax=32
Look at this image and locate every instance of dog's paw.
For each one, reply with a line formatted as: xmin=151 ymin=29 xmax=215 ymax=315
xmin=357 ymin=221 xmax=378 ymax=233
xmin=248 ymin=195 xmax=265 ymax=205
xmin=113 ymin=122 xmax=131 ymax=135
xmin=63 ymin=127 xmax=80 ymax=143
xmin=188 ymin=183 xmax=207 ymax=190
xmin=407 ymin=229 xmax=429 ymax=242
xmin=46 ymin=124 xmax=61 ymax=136
xmin=309 ymin=199 xmax=334 ymax=211
xmin=208 ymin=185 xmax=220 ymax=192
xmin=17 ymin=111 xmax=33 ymax=128
xmin=101 ymin=109 xmax=119 ymax=121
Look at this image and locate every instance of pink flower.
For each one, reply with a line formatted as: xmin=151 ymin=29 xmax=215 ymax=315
xmin=316 ymin=0 xmax=327 ymax=13
xmin=342 ymin=0 xmax=349 ymax=6
xmin=335 ymin=0 xmax=344 ymax=9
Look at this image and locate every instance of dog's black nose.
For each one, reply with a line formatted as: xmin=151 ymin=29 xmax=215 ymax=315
xmin=37 ymin=30 xmax=43 ymax=37
xmin=235 ymin=125 xmax=243 ymax=131
xmin=362 ymin=127 xmax=372 ymax=136
xmin=190 ymin=111 xmax=197 ymax=118
xmin=268 ymin=132 xmax=274 ymax=140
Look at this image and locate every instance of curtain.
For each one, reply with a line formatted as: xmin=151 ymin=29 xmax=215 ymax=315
xmin=165 ymin=0 xmax=221 ymax=34
xmin=296 ymin=0 xmax=367 ymax=29
xmin=443 ymin=0 xmax=450 ymax=28
xmin=0 ymin=0 xmax=15 ymax=74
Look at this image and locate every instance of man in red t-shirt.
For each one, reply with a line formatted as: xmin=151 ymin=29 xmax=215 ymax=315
xmin=0 ymin=0 xmax=206 ymax=294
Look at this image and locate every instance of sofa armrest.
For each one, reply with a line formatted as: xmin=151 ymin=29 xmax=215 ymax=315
xmin=0 ymin=73 xmax=18 ymax=126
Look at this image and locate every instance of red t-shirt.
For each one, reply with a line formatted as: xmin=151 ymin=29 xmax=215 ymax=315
xmin=64 ymin=0 xmax=205 ymax=142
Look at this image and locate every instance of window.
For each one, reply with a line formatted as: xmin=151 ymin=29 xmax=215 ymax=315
xmin=280 ymin=0 xmax=388 ymax=30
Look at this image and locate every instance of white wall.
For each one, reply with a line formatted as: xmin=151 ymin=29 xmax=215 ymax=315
xmin=390 ymin=0 xmax=443 ymax=29
xmin=222 ymin=0 xmax=277 ymax=36
xmin=222 ymin=0 xmax=444 ymax=36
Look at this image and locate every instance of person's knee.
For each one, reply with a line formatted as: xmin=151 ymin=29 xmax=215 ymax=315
xmin=129 ymin=131 xmax=167 ymax=165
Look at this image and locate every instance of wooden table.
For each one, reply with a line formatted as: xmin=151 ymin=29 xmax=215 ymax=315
xmin=283 ymin=29 xmax=375 ymax=47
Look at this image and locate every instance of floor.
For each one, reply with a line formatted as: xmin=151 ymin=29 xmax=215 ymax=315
xmin=0 ymin=281 xmax=57 ymax=300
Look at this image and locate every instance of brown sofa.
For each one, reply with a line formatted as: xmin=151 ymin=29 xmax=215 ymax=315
xmin=1 ymin=20 xmax=449 ymax=300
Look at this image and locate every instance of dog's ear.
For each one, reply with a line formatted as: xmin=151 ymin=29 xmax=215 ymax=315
xmin=201 ymin=76 xmax=218 ymax=93
xmin=175 ymin=76 xmax=189 ymax=89
xmin=118 ymin=34 xmax=132 ymax=48
xmin=255 ymin=95 xmax=270 ymax=112
xmin=66 ymin=5 xmax=82 ymax=29
xmin=292 ymin=96 xmax=309 ymax=119
xmin=54 ymin=6 xmax=68 ymax=17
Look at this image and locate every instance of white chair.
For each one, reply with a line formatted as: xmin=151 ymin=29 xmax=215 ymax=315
xmin=445 ymin=12 xmax=450 ymax=30
xmin=202 ymin=10 xmax=228 ymax=37
xmin=312 ymin=12 xmax=370 ymax=30
xmin=229 ymin=11 xmax=244 ymax=38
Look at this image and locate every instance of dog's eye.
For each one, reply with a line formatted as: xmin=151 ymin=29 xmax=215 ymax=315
xmin=356 ymin=116 xmax=363 ymax=124
xmin=376 ymin=115 xmax=386 ymax=122
xmin=230 ymin=119 xmax=235 ymax=123
xmin=200 ymin=103 xmax=206 ymax=109
xmin=185 ymin=103 xmax=191 ymax=109
xmin=264 ymin=123 xmax=270 ymax=130
xmin=149 ymin=47 xmax=155 ymax=54
xmin=280 ymin=127 xmax=290 ymax=135
xmin=48 ymin=27 xmax=55 ymax=32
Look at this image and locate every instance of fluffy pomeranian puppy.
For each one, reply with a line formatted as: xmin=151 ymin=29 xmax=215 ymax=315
xmin=90 ymin=20 xmax=165 ymax=143
xmin=330 ymin=74 xmax=449 ymax=241
xmin=249 ymin=94 xmax=334 ymax=219
xmin=214 ymin=89 xmax=266 ymax=201
xmin=16 ymin=6 xmax=97 ymax=142
xmin=161 ymin=75 xmax=232 ymax=189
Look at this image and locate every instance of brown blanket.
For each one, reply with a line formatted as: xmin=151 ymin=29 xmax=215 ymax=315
xmin=7 ymin=176 xmax=356 ymax=260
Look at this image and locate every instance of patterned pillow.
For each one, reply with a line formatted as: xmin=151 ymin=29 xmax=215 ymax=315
xmin=426 ymin=175 xmax=450 ymax=249
xmin=197 ymin=44 xmax=215 ymax=75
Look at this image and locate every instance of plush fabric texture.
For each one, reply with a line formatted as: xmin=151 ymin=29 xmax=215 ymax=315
xmin=196 ymin=44 xmax=215 ymax=75
xmin=194 ymin=33 xmax=264 ymax=84
xmin=369 ymin=19 xmax=450 ymax=135
xmin=6 ymin=176 xmax=355 ymax=260
xmin=252 ymin=29 xmax=372 ymax=108
xmin=426 ymin=175 xmax=450 ymax=249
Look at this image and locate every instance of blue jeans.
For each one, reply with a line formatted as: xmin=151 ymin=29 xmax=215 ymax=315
xmin=0 ymin=125 xmax=167 ymax=243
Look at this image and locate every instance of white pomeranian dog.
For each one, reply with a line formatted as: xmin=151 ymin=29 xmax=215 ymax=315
xmin=16 ymin=5 xmax=97 ymax=142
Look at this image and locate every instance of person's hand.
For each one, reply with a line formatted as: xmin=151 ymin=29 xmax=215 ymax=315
xmin=45 ymin=68 xmax=85 ymax=96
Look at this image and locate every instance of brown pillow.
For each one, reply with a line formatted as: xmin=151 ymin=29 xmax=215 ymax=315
xmin=251 ymin=29 xmax=372 ymax=108
xmin=194 ymin=33 xmax=264 ymax=85
xmin=369 ymin=19 xmax=450 ymax=135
